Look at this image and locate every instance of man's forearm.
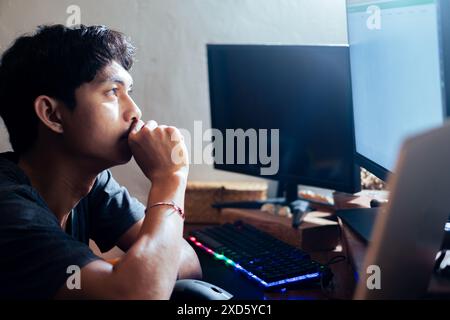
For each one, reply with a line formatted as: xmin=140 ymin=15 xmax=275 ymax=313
xmin=111 ymin=175 xmax=187 ymax=299
xmin=178 ymin=239 xmax=202 ymax=280
xmin=146 ymin=175 xmax=201 ymax=280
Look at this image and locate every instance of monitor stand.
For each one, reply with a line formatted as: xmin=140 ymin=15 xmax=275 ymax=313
xmin=212 ymin=182 xmax=332 ymax=229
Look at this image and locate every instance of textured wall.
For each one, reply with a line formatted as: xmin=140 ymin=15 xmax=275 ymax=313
xmin=0 ymin=0 xmax=347 ymax=202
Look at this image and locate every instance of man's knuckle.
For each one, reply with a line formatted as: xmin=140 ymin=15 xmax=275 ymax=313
xmin=141 ymin=125 xmax=152 ymax=133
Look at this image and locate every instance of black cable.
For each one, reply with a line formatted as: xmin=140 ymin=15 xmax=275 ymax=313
xmin=325 ymin=255 xmax=346 ymax=266
xmin=319 ymin=255 xmax=347 ymax=300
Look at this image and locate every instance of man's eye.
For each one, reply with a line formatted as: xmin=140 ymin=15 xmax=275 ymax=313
xmin=107 ymin=88 xmax=119 ymax=96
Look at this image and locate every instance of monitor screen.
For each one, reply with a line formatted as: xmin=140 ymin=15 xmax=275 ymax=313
xmin=207 ymin=45 xmax=360 ymax=193
xmin=347 ymin=0 xmax=448 ymax=180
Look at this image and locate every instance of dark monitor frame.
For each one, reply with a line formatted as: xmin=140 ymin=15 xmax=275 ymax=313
xmin=207 ymin=44 xmax=361 ymax=194
xmin=347 ymin=0 xmax=450 ymax=181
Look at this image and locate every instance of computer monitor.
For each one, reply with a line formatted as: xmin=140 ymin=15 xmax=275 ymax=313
xmin=339 ymin=0 xmax=450 ymax=243
xmin=207 ymin=44 xmax=360 ymax=204
xmin=346 ymin=0 xmax=450 ymax=181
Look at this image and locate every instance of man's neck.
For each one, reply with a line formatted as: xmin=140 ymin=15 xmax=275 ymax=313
xmin=18 ymin=148 xmax=99 ymax=229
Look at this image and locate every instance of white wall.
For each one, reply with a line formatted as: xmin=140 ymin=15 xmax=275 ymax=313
xmin=0 ymin=0 xmax=347 ymax=202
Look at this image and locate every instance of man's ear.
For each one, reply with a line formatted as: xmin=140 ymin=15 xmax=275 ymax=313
xmin=33 ymin=95 xmax=65 ymax=134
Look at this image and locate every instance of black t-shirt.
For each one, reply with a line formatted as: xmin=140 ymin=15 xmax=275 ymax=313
xmin=0 ymin=152 xmax=145 ymax=299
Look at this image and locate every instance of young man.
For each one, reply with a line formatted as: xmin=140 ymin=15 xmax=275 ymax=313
xmin=0 ymin=24 xmax=201 ymax=299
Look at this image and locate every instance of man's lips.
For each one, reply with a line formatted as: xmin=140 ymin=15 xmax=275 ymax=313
xmin=120 ymin=128 xmax=132 ymax=140
xmin=121 ymin=119 xmax=143 ymax=140
xmin=121 ymin=121 xmax=138 ymax=140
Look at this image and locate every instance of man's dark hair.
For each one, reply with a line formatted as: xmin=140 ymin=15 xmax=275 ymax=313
xmin=0 ymin=24 xmax=135 ymax=155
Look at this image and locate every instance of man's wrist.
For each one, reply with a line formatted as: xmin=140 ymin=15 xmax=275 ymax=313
xmin=150 ymin=170 xmax=188 ymax=186
xmin=148 ymin=171 xmax=188 ymax=208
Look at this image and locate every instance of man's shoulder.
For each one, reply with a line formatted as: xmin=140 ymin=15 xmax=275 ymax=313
xmin=0 ymin=179 xmax=54 ymax=226
xmin=0 ymin=152 xmax=28 ymax=186
xmin=0 ymin=152 xmax=39 ymax=207
xmin=0 ymin=152 xmax=56 ymax=226
xmin=0 ymin=175 xmax=37 ymax=206
xmin=0 ymin=196 xmax=55 ymax=226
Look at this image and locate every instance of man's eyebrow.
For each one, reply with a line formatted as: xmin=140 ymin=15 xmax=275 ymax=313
xmin=97 ymin=75 xmax=133 ymax=89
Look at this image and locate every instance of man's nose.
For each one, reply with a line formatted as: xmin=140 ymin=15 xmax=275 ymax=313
xmin=123 ymin=96 xmax=142 ymax=122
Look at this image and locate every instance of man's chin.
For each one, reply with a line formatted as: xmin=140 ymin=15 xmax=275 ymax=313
xmin=110 ymin=141 xmax=133 ymax=165
xmin=119 ymin=152 xmax=133 ymax=164
xmin=117 ymin=146 xmax=133 ymax=164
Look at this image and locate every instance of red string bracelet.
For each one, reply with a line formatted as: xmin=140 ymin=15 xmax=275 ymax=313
xmin=147 ymin=201 xmax=185 ymax=219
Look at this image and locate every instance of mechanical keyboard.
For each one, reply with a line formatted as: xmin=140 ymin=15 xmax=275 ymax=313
xmin=188 ymin=221 xmax=329 ymax=289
